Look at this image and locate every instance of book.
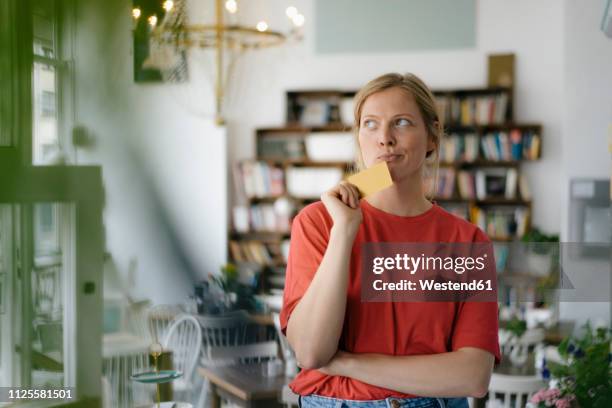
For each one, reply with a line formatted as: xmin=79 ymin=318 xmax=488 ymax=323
xmin=505 ymin=168 xmax=518 ymax=199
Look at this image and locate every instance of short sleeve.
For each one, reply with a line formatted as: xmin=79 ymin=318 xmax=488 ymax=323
xmin=279 ymin=204 xmax=332 ymax=336
xmin=451 ymin=301 xmax=501 ymax=364
xmin=451 ymin=227 xmax=501 ymax=364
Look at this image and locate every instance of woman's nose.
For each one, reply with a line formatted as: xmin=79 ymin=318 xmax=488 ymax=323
xmin=378 ymin=127 xmax=395 ymax=146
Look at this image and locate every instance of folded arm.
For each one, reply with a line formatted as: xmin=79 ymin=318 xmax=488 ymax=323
xmin=317 ymin=348 xmax=494 ymax=398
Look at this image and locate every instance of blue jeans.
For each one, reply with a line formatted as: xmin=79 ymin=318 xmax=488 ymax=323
xmin=298 ymin=394 xmax=469 ymax=408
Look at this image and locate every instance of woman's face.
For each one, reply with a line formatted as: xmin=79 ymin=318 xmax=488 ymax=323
xmin=358 ymin=87 xmax=434 ymax=182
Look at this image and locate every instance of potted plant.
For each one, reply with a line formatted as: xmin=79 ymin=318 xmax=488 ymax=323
xmin=529 ymin=322 xmax=612 ymax=408
xmin=521 ymin=228 xmax=560 ymax=277
xmin=208 ymin=263 xmax=259 ymax=312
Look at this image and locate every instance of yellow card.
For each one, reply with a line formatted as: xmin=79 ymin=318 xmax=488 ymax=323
xmin=346 ymin=161 xmax=393 ymax=197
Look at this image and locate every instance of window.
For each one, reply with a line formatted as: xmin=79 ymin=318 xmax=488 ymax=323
xmin=41 ymin=90 xmax=56 ymax=117
xmin=1 ymin=1 xmax=103 ymax=401
xmin=32 ymin=0 xmax=74 ymax=165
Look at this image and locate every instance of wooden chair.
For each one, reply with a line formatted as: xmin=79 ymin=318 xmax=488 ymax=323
xmin=487 ymin=374 xmax=544 ymax=408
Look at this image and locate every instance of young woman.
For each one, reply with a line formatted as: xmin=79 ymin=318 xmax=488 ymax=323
xmin=280 ymin=73 xmax=500 ymax=408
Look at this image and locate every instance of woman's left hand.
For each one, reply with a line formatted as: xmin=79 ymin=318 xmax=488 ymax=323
xmin=316 ymin=350 xmax=352 ymax=376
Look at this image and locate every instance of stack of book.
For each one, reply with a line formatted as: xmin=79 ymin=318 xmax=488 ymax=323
xmin=470 ymin=206 xmax=530 ymax=239
xmin=480 ymin=129 xmax=541 ymax=161
xmin=437 ymin=93 xmax=509 ymax=125
xmin=439 ymin=133 xmax=479 ymax=163
xmin=457 ymin=171 xmax=477 ymax=199
xmin=248 ymin=204 xmax=290 ymax=232
xmin=457 ymin=168 xmax=519 ymax=200
xmin=435 ymin=168 xmax=456 ymax=198
xmin=228 ymin=240 xmax=279 ymax=265
xmin=234 ymin=161 xmax=285 ymax=199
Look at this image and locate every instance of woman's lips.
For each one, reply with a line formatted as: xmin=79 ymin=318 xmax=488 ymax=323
xmin=377 ymin=154 xmax=402 ymax=162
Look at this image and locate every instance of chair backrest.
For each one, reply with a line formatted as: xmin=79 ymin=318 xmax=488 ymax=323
xmin=196 ymin=310 xmax=251 ymax=348
xmin=501 ymin=328 xmax=545 ymax=356
xmin=272 ymin=312 xmax=295 ymax=360
xmin=148 ymin=304 xmax=183 ymax=344
xmin=196 ymin=311 xmax=278 ymax=366
xmin=488 ymin=373 xmax=545 ymax=408
xmin=102 ymin=350 xmax=151 ymax=408
xmin=124 ymin=299 xmax=151 ymax=341
xmin=163 ymin=314 xmax=202 ymax=381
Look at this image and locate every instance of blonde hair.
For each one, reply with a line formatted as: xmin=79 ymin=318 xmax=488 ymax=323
xmin=352 ymin=73 xmax=443 ymax=199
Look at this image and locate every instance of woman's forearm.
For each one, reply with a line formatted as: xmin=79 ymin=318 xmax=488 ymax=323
xmin=323 ymin=348 xmax=494 ymax=398
xmin=286 ymin=224 xmax=358 ymax=369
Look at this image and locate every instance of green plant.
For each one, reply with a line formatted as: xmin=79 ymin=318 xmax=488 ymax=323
xmin=522 ymin=228 xmax=560 ymax=256
xmin=209 ymin=263 xmax=258 ymax=312
xmin=209 ymin=263 xmax=239 ymax=292
xmin=543 ymin=322 xmax=612 ymax=408
xmin=521 ymin=228 xmax=560 ymax=243
xmin=505 ymin=315 xmax=527 ymax=339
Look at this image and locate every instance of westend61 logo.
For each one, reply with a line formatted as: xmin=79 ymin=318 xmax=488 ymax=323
xmin=361 ymin=243 xmax=498 ymax=302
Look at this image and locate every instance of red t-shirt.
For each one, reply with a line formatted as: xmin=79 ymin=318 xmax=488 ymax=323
xmin=280 ymin=199 xmax=501 ymax=400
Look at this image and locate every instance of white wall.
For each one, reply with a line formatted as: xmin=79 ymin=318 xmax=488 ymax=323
xmin=559 ymin=0 xmax=612 ymax=328
xmin=72 ymin=0 xmax=227 ymax=304
xmin=228 ymin=0 xmax=566 ymax=236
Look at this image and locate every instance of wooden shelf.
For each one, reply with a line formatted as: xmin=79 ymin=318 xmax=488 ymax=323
xmin=440 ymin=160 xmax=523 ymax=168
xmin=257 ymin=158 xmax=353 ymax=168
xmin=230 ymin=230 xmax=290 ymax=241
xmin=434 ymin=197 xmax=531 ymax=206
xmin=444 ymin=123 xmax=541 ymax=131
xmin=257 ymin=124 xmax=352 ymax=133
xmin=248 ymin=196 xmax=319 ymax=204
xmin=432 ymin=86 xmax=512 ymax=95
xmin=233 ymin=85 xmax=544 ymax=300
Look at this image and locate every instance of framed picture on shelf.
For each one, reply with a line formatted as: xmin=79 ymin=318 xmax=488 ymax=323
xmin=476 ymin=168 xmax=517 ymax=199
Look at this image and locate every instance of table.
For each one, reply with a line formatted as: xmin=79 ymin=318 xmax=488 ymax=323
xmin=198 ymin=363 xmax=290 ymax=408
xmin=494 ymin=352 xmax=536 ymax=376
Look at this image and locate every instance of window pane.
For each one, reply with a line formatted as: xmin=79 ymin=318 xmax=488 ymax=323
xmin=0 ymin=206 xmax=9 ymax=383
xmin=31 ymin=203 xmax=67 ymax=388
xmin=32 ymin=0 xmax=56 ymax=58
xmin=33 ymin=62 xmax=59 ymax=165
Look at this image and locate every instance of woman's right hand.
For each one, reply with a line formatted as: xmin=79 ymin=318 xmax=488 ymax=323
xmin=320 ymin=181 xmax=363 ymax=232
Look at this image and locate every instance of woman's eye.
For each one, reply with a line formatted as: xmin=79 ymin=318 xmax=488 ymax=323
xmin=363 ymin=120 xmax=376 ymax=129
xmin=396 ymin=118 xmax=412 ymax=127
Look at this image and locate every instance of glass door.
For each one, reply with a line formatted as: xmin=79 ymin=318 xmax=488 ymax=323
xmin=0 ymin=202 xmax=77 ymax=399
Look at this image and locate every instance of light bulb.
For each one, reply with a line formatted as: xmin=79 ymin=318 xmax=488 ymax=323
xmin=286 ymin=6 xmax=298 ymax=19
xmin=148 ymin=15 xmax=158 ymax=27
xmin=162 ymin=1 xmax=174 ymax=12
xmin=256 ymin=21 xmax=268 ymax=32
xmin=132 ymin=8 xmax=141 ymax=19
xmin=292 ymin=13 xmax=305 ymax=27
xmin=225 ymin=0 xmax=238 ymax=14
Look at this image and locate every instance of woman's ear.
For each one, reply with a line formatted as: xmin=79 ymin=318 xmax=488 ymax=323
xmin=426 ymin=137 xmax=436 ymax=158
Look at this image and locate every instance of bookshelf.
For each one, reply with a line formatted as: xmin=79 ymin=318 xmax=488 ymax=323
xmin=231 ymin=87 xmax=542 ymax=292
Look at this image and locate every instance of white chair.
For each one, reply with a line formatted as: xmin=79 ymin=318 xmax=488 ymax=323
xmin=102 ymin=345 xmax=152 ymax=408
xmin=149 ymin=304 xmax=183 ymax=344
xmin=500 ymin=328 xmax=545 ymax=367
xmin=487 ymin=374 xmax=545 ymax=408
xmin=163 ymin=314 xmax=203 ymax=406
